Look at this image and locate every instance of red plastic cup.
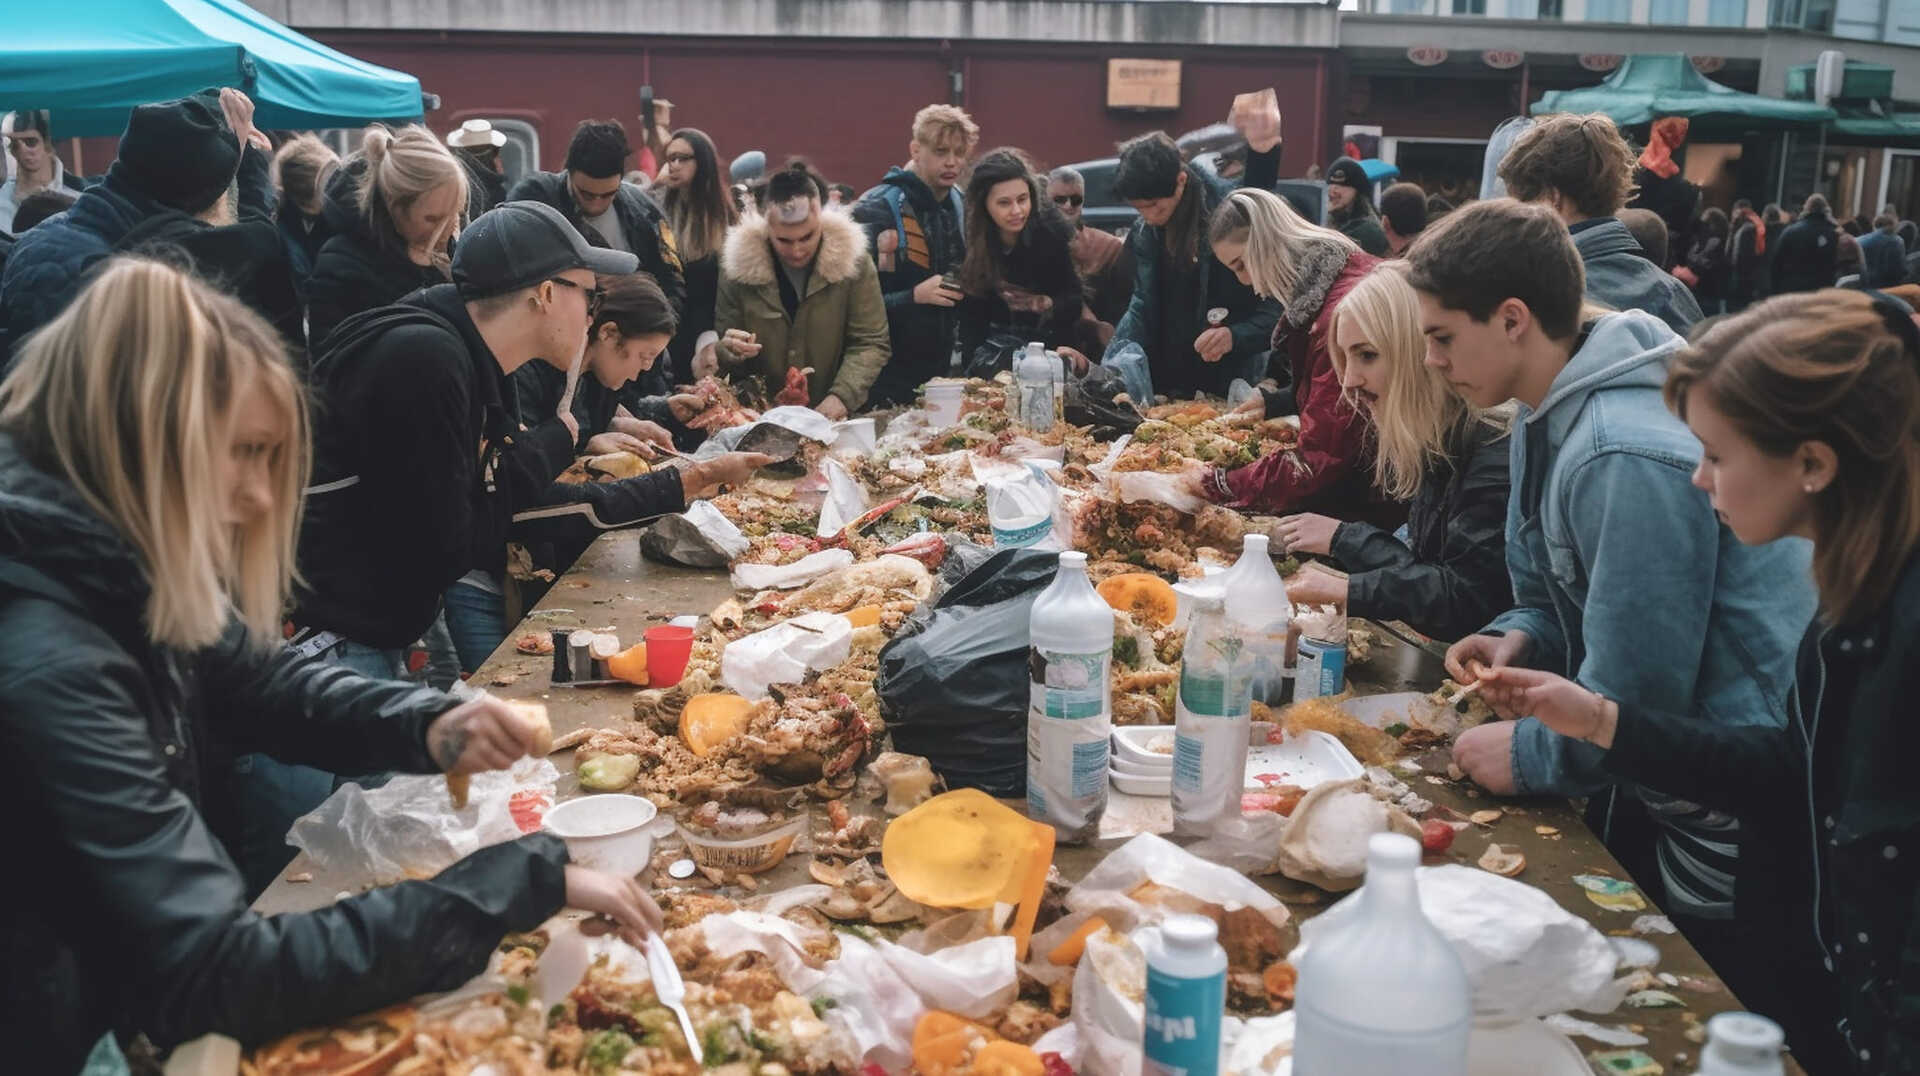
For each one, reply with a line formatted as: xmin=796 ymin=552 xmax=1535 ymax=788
xmin=645 ymin=625 xmax=695 ymax=687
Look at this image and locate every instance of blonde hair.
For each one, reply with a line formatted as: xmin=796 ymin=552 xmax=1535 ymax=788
xmin=358 ymin=124 xmax=468 ymax=266
xmin=0 ymin=259 xmax=310 ymax=651
xmin=1209 ymin=188 xmax=1358 ymax=306
xmin=273 ymin=133 xmax=339 ymax=216
xmin=1330 ymin=263 xmax=1508 ymax=499
xmin=911 ymin=104 xmax=980 ymax=153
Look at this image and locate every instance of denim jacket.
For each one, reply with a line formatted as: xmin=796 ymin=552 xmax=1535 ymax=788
xmin=1488 ymin=311 xmax=1814 ymax=908
xmin=1572 ymin=218 xmax=1703 ymax=334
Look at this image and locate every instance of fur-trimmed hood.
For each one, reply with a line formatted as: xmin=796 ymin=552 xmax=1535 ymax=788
xmin=721 ymin=207 xmax=867 ymax=289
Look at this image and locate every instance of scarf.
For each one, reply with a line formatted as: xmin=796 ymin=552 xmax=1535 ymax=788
xmin=1278 ymin=240 xmax=1351 ymax=333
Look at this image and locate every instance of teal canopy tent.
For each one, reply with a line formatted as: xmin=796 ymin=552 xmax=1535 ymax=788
xmin=1 ymin=0 xmax=424 ymax=138
xmin=1533 ymin=54 xmax=1835 ymax=131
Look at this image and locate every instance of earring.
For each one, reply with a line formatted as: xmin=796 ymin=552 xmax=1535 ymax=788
xmin=1804 ymin=484 xmax=1816 ymax=493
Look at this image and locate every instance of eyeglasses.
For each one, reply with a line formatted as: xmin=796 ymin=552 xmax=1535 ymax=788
xmin=664 ymin=153 xmax=696 ymax=166
xmin=547 ymin=276 xmax=606 ymax=317
xmin=1052 ymin=194 xmax=1084 ymax=207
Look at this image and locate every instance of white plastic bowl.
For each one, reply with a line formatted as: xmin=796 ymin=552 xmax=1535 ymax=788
xmin=544 ymin=794 xmax=658 ymax=877
xmin=1110 ymin=767 xmax=1171 ymax=798
xmin=1110 ymin=753 xmax=1170 ymax=779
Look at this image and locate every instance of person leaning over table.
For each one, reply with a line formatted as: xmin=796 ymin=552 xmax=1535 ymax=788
xmin=1473 ymin=290 xmax=1920 ymax=1076
xmin=509 ymin=270 xmax=772 ymax=590
xmin=1101 ymin=90 xmax=1284 ymax=400
xmin=1410 ymin=199 xmax=1814 ymax=1016
xmin=713 ymin=162 xmax=890 ymax=420
xmin=953 ymin=148 xmax=1095 ymax=373
xmin=1270 ymin=262 xmax=1514 ymax=643
xmin=0 ymin=258 xmax=662 ymax=1076
xmin=1180 ymin=189 xmax=1403 ymax=531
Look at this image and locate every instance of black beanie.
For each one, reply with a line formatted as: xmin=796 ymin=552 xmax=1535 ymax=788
xmin=115 ymin=90 xmax=241 ymax=213
xmin=1325 ymin=157 xmax=1369 ymax=196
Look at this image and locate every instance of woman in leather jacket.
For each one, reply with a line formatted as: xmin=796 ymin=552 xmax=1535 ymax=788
xmin=0 ymin=258 xmax=660 ymax=1074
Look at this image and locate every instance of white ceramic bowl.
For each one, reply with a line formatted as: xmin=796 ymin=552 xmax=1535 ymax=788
xmin=544 ymin=794 xmax=658 ymax=877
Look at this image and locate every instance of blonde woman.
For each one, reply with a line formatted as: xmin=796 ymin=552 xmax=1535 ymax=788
xmin=1274 ymin=263 xmax=1514 ymax=642
xmin=306 ymin=123 xmax=470 ymax=345
xmin=0 ymin=259 xmax=660 ymax=1075
xmin=272 ymin=133 xmax=341 ymax=285
xmin=1187 ymin=188 xmax=1402 ymax=529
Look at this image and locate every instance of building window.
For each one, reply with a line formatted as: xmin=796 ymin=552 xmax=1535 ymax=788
xmin=1708 ymin=0 xmax=1747 ymax=24
xmin=1537 ymin=0 xmax=1564 ymax=18
xmin=1586 ymin=0 xmax=1631 ymax=20
xmin=1451 ymin=0 xmax=1486 ymax=12
xmin=1389 ymin=0 xmax=1430 ymax=12
xmin=1649 ymin=0 xmax=1689 ymax=21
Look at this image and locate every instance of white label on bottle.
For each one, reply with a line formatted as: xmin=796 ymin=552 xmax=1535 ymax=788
xmin=1171 ymin=701 xmax=1249 ymax=835
xmin=1295 ymin=637 xmax=1347 ymax=701
xmin=1027 ymin=647 xmax=1111 ymax=836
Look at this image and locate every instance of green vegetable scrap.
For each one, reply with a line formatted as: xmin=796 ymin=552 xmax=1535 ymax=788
xmin=577 ymin=752 xmax=642 ymax=792
xmin=583 ymin=1028 xmax=636 ymax=1073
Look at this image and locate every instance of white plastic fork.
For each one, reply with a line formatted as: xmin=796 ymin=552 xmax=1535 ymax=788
xmin=645 ymin=932 xmax=704 ymax=1066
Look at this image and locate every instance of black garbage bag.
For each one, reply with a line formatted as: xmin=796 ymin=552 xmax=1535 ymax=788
xmin=962 ymin=330 xmax=1027 ymax=380
xmin=1065 ymin=363 xmax=1144 ymax=439
xmin=876 ymin=547 xmax=1061 ymax=798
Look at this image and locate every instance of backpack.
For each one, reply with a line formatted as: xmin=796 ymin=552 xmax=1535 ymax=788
xmin=863 ymin=182 xmax=964 ymax=273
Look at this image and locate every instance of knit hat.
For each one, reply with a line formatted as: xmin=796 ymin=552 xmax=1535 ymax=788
xmin=115 ymin=90 xmax=241 ymax=213
xmin=1325 ymin=157 xmax=1369 ymax=197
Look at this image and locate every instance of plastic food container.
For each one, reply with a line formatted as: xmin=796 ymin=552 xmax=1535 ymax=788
xmin=1109 ymin=766 xmax=1172 ymax=798
xmin=544 ymin=794 xmax=658 ymax=878
xmin=1110 ymin=753 xmax=1169 ymax=780
xmin=1244 ymin=730 xmax=1365 ymax=789
xmin=675 ymin=813 xmax=807 ymax=875
xmin=1112 ymin=726 xmax=1180 ymax=768
xmin=924 ymin=381 xmax=966 ymax=428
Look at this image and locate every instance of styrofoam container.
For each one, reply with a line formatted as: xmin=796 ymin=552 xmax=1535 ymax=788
xmin=544 ymin=794 xmax=658 ymax=877
xmin=1110 ymin=767 xmax=1171 ymax=798
xmin=1340 ymin=691 xmax=1439 ymax=731
xmin=1244 ymin=730 xmax=1364 ymax=789
xmin=1466 ymin=1018 xmax=1590 ymax=1075
xmin=924 ymin=381 xmax=966 ymax=428
xmin=1112 ymin=726 xmax=1180 ymax=768
xmin=675 ymin=814 xmax=807 ymax=875
xmin=1111 ymin=753 xmax=1170 ymax=779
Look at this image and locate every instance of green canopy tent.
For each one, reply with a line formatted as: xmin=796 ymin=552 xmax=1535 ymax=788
xmin=0 ymin=0 xmax=425 ymax=138
xmin=1532 ymin=53 xmax=1836 ymax=132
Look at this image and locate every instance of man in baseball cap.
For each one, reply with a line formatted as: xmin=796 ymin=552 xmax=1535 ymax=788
xmin=294 ymin=200 xmax=639 ymax=684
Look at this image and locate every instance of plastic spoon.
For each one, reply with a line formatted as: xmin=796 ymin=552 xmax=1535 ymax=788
xmin=646 ymin=933 xmax=704 ymax=1066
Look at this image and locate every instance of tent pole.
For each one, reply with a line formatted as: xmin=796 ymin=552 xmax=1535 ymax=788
xmin=1813 ymin=122 xmax=1829 ymax=211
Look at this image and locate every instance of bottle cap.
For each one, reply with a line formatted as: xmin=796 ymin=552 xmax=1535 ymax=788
xmin=1705 ymin=1012 xmax=1785 ymax=1062
xmin=1160 ymin=913 xmax=1219 ymax=951
xmin=1367 ymin=831 xmax=1421 ymax=871
xmin=1243 ymin=534 xmax=1269 ymax=555
xmin=1058 ymin=551 xmax=1088 ymax=567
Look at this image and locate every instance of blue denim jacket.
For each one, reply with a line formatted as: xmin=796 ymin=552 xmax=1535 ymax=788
xmin=1488 ymin=311 xmax=1814 ymax=803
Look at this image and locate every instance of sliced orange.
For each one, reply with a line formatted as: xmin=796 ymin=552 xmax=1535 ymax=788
xmin=1095 ymin=572 xmax=1179 ymax=626
xmin=606 ymin=643 xmax=649 ymax=685
xmin=974 ymin=1041 xmax=1046 ymax=1076
xmin=678 ymin=693 xmax=756 ymax=756
xmin=1046 ymin=915 xmax=1110 ymax=967
xmin=844 ymin=604 xmax=882 ymax=628
xmin=912 ymin=1011 xmax=992 ymax=1076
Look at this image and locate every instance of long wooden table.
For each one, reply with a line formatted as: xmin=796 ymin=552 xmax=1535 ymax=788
xmin=256 ymin=530 xmax=1794 ymax=1073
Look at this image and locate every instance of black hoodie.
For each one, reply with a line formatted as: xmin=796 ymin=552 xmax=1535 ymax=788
xmin=304 ymin=162 xmax=451 ymax=349
xmin=0 ymin=431 xmax=568 ymax=1074
xmin=955 ymin=201 xmax=1085 ymax=370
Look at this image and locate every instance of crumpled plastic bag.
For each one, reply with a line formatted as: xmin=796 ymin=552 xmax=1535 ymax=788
xmin=695 ymin=405 xmax=838 ymax=460
xmin=817 ymin=456 xmax=872 ymax=537
xmin=1088 ymin=434 xmax=1211 ymax=514
xmin=721 ymin=611 xmax=853 ymax=698
xmin=729 ymin=547 xmax=855 ymax=592
xmin=1295 ymin=864 xmax=1627 ymax=1023
xmin=641 ymin=499 xmax=750 ymax=568
xmin=288 ymin=757 xmax=559 ymax=886
xmin=1189 ymin=777 xmax=1420 ymax=889
xmin=1101 ymin=340 xmax=1155 ymax=407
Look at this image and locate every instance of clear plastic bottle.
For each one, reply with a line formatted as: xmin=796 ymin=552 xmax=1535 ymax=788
xmin=1221 ymin=534 xmax=1292 ymax=706
xmin=1171 ymin=593 xmax=1254 ymax=837
xmin=1027 ymin=551 xmax=1111 ymax=842
xmin=1698 ymin=1013 xmax=1786 ymax=1076
xmin=1142 ymin=914 xmax=1228 ymax=1076
xmin=1293 ymin=833 xmax=1471 ymax=1076
xmin=1016 ymin=341 xmax=1056 ymax=432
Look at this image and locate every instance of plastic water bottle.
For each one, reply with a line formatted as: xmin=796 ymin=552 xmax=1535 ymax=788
xmin=1294 ymin=602 xmax=1348 ymax=702
xmin=1142 ymin=914 xmax=1227 ymax=1076
xmin=1221 ymin=535 xmax=1291 ymax=706
xmin=1016 ymin=341 xmax=1056 ymax=432
xmin=1293 ymin=833 xmax=1471 ymax=1076
xmin=1027 ymin=551 xmax=1111 ymax=843
xmin=1698 ymin=1013 xmax=1786 ymax=1076
xmin=1049 ymin=345 xmax=1067 ymax=420
xmin=1171 ymin=593 xmax=1253 ymax=837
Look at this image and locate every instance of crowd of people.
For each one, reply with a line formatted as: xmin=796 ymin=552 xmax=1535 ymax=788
xmin=1 ymin=85 xmax=1917 ymax=1074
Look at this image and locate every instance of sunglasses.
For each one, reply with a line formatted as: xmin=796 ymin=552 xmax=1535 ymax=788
xmin=547 ymin=276 xmax=606 ymax=317
xmin=1052 ymin=194 xmax=1084 ymax=207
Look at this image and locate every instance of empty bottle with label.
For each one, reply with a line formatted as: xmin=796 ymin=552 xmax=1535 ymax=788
xmin=1221 ymin=534 xmax=1291 ymax=706
xmin=1142 ymin=914 xmax=1227 ymax=1076
xmin=1027 ymin=550 xmax=1111 ymax=843
xmin=1698 ymin=1012 xmax=1786 ymax=1076
xmin=1293 ymin=601 xmax=1348 ymax=703
xmin=1016 ymin=341 xmax=1056 ymax=432
xmin=1293 ymin=832 xmax=1471 ymax=1076
xmin=1171 ymin=593 xmax=1253 ymax=837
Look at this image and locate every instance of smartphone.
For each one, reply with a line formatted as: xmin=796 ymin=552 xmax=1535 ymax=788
xmin=639 ymin=85 xmax=655 ymax=127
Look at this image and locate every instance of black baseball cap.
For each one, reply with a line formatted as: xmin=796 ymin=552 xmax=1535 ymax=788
xmin=453 ymin=200 xmax=638 ymax=299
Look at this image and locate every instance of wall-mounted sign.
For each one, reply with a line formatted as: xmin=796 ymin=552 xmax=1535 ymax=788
xmin=1106 ymin=58 xmax=1182 ymax=111
xmin=1483 ymin=49 xmax=1525 ymax=70
xmin=1579 ymin=53 xmax=1624 ymax=73
xmin=1690 ymin=55 xmax=1727 ymax=75
xmin=1407 ymin=46 xmax=1449 ymax=67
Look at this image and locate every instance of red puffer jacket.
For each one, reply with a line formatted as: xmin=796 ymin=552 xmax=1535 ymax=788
xmin=1209 ymin=251 xmax=1405 ymax=529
